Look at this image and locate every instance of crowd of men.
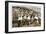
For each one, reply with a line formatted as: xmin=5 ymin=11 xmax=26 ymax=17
xmin=12 ymin=6 xmax=41 ymax=27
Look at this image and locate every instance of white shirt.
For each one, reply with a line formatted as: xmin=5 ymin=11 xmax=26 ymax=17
xmin=27 ymin=16 xmax=30 ymax=20
xmin=18 ymin=16 xmax=22 ymax=20
xmin=24 ymin=15 xmax=26 ymax=19
xmin=34 ymin=16 xmax=38 ymax=19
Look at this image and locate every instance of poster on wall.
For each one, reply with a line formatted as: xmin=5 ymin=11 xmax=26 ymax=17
xmin=5 ymin=1 xmax=45 ymax=33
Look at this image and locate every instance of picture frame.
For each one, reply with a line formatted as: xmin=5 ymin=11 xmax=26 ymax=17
xmin=5 ymin=1 xmax=45 ymax=33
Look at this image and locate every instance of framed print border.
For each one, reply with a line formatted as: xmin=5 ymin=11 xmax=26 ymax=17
xmin=5 ymin=1 xmax=45 ymax=33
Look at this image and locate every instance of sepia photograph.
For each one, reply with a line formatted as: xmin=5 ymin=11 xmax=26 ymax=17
xmin=12 ymin=6 xmax=41 ymax=27
xmin=5 ymin=1 xmax=45 ymax=33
